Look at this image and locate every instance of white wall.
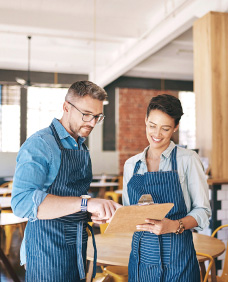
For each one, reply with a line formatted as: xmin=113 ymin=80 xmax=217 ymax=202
xmin=89 ymin=122 xmax=118 ymax=175
xmin=0 ymin=152 xmax=17 ymax=177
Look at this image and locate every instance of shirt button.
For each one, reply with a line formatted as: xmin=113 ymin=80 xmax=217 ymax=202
xmin=74 ymin=144 xmax=77 ymax=147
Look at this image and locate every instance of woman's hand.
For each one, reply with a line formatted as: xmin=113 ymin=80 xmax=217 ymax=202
xmin=136 ymin=218 xmax=179 ymax=235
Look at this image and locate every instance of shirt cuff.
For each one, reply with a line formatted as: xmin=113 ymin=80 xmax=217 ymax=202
xmin=20 ymin=237 xmax=26 ymax=265
xmin=31 ymin=190 xmax=48 ymax=221
xmin=187 ymin=210 xmax=210 ymax=231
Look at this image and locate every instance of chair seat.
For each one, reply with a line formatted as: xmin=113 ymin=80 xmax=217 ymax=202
xmin=104 ymin=265 xmax=128 ymax=282
xmin=105 ymin=266 xmax=128 ymax=276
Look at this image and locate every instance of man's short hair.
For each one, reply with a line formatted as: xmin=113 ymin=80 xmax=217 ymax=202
xmin=65 ymin=81 xmax=108 ymax=101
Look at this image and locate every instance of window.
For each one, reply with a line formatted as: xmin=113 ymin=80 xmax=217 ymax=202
xmin=0 ymin=85 xmax=20 ymax=152
xmin=179 ymin=91 xmax=196 ymax=149
xmin=27 ymin=87 xmax=68 ymax=137
xmin=0 ymin=86 xmax=68 ymax=152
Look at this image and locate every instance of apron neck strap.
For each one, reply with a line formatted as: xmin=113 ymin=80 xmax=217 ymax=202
xmin=50 ymin=123 xmax=64 ymax=150
xmin=133 ymin=160 xmax=142 ymax=174
xmin=170 ymin=146 xmax=178 ymax=171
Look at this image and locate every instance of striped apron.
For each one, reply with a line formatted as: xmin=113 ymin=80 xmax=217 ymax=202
xmin=25 ymin=122 xmax=97 ymax=282
xmin=127 ymin=146 xmax=200 ymax=282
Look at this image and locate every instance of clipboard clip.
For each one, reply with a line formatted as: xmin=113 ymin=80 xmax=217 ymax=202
xmin=138 ymin=194 xmax=154 ymax=205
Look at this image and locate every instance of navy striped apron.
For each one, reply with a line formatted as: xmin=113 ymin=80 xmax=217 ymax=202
xmin=128 ymin=146 xmax=200 ymax=282
xmin=25 ymin=122 xmax=97 ymax=282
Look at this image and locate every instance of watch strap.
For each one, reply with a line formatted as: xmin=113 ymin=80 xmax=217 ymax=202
xmin=81 ymin=198 xmax=88 ymax=212
xmin=175 ymin=219 xmax=185 ymax=234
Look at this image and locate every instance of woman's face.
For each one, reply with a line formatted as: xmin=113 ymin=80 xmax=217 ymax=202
xmin=145 ymin=109 xmax=179 ymax=152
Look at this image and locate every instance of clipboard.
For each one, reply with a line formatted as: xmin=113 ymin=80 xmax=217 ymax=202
xmin=105 ymin=203 xmax=174 ymax=233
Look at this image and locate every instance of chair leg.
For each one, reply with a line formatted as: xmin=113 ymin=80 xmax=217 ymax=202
xmin=4 ymin=225 xmax=17 ymax=256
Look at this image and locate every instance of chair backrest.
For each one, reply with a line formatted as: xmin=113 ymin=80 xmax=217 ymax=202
xmin=0 ymin=181 xmax=13 ymax=188
xmin=211 ymin=224 xmax=228 ymax=280
xmin=100 ymin=223 xmax=109 ymax=234
xmin=196 ymin=252 xmax=214 ymax=282
xmin=118 ymin=175 xmax=123 ymax=190
xmin=87 ymin=222 xmax=94 ymax=236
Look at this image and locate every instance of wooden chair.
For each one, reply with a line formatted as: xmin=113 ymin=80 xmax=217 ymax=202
xmin=98 ymin=223 xmax=128 ymax=282
xmin=2 ymin=211 xmax=26 ymax=255
xmin=0 ymin=181 xmax=13 ymax=196
xmin=0 ymin=181 xmax=26 ymax=255
xmin=118 ymin=175 xmax=123 ymax=190
xmin=104 ymin=191 xmax=122 ymax=204
xmin=197 ymin=252 xmax=215 ymax=282
xmin=0 ymin=181 xmax=13 ymax=188
xmin=104 ymin=175 xmax=123 ymax=204
xmin=87 ymin=222 xmax=94 ymax=236
xmin=210 ymin=224 xmax=228 ymax=282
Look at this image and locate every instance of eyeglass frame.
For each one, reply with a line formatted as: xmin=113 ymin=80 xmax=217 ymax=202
xmin=66 ymin=101 xmax=105 ymax=123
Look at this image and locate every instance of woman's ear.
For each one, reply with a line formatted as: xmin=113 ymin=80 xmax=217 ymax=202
xmin=145 ymin=115 xmax=148 ymax=125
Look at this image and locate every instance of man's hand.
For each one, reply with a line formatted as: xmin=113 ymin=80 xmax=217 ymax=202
xmin=87 ymin=198 xmax=121 ymax=224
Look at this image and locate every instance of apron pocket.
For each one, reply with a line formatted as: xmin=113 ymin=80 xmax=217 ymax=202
xmin=160 ymin=233 xmax=171 ymax=265
xmin=139 ymin=233 xmax=160 ymax=265
xmin=136 ymin=233 xmax=171 ymax=266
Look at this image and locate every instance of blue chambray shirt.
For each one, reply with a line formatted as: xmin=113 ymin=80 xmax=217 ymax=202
xmin=11 ymin=118 xmax=86 ymax=265
xmin=122 ymin=141 xmax=211 ymax=231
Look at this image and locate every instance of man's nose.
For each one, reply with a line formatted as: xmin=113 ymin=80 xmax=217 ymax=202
xmin=88 ymin=118 xmax=96 ymax=127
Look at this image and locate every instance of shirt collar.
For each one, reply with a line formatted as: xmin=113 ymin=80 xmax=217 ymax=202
xmin=162 ymin=141 xmax=176 ymax=159
xmin=140 ymin=141 xmax=176 ymax=163
xmin=52 ymin=118 xmax=86 ymax=144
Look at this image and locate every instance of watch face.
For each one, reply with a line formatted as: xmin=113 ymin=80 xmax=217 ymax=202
xmin=81 ymin=195 xmax=91 ymax=199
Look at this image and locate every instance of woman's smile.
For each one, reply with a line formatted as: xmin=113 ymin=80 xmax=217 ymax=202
xmin=151 ymin=136 xmax=162 ymax=143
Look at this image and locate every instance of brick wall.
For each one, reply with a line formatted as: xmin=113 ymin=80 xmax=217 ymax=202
xmin=118 ymin=88 xmax=177 ymax=174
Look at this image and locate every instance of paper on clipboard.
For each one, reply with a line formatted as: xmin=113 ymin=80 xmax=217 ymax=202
xmin=105 ymin=203 xmax=174 ymax=234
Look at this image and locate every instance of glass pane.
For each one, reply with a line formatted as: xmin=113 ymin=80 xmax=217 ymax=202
xmin=0 ymin=85 xmax=20 ymax=152
xmin=27 ymin=87 xmax=68 ymax=138
xmin=179 ymin=91 xmax=196 ymax=149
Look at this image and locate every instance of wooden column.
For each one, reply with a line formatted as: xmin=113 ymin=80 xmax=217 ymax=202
xmin=193 ymin=12 xmax=228 ymax=178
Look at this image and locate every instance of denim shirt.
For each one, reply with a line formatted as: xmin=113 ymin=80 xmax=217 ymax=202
xmin=122 ymin=141 xmax=211 ymax=231
xmin=11 ymin=118 xmax=86 ymax=264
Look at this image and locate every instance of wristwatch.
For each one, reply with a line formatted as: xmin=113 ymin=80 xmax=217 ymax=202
xmin=175 ymin=219 xmax=185 ymax=234
xmin=80 ymin=195 xmax=91 ymax=212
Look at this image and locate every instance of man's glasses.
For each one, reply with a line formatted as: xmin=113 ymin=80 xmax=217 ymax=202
xmin=67 ymin=101 xmax=105 ymax=124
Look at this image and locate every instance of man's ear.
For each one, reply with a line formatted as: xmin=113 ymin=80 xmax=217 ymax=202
xmin=63 ymin=101 xmax=69 ymax=113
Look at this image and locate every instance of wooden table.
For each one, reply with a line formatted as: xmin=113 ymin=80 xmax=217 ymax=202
xmin=0 ymin=197 xmax=12 ymax=210
xmin=92 ymin=175 xmax=117 ymax=181
xmin=89 ymin=182 xmax=119 ymax=198
xmin=87 ymin=232 xmax=225 ymax=282
xmin=0 ymin=213 xmax=28 ymax=282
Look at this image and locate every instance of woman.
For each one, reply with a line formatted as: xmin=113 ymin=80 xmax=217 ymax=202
xmin=123 ymin=94 xmax=211 ymax=282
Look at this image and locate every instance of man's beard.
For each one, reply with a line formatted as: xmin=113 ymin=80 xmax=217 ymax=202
xmin=70 ymin=124 xmax=93 ymax=138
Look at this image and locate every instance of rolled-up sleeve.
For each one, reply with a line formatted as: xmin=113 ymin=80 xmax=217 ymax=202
xmin=11 ymin=136 xmax=51 ymax=220
xmin=186 ymin=152 xmax=211 ymax=231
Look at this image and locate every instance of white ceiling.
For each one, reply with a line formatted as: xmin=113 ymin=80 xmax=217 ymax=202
xmin=0 ymin=0 xmax=228 ymax=87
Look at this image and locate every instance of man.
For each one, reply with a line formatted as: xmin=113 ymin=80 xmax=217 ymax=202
xmin=11 ymin=81 xmax=120 ymax=281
